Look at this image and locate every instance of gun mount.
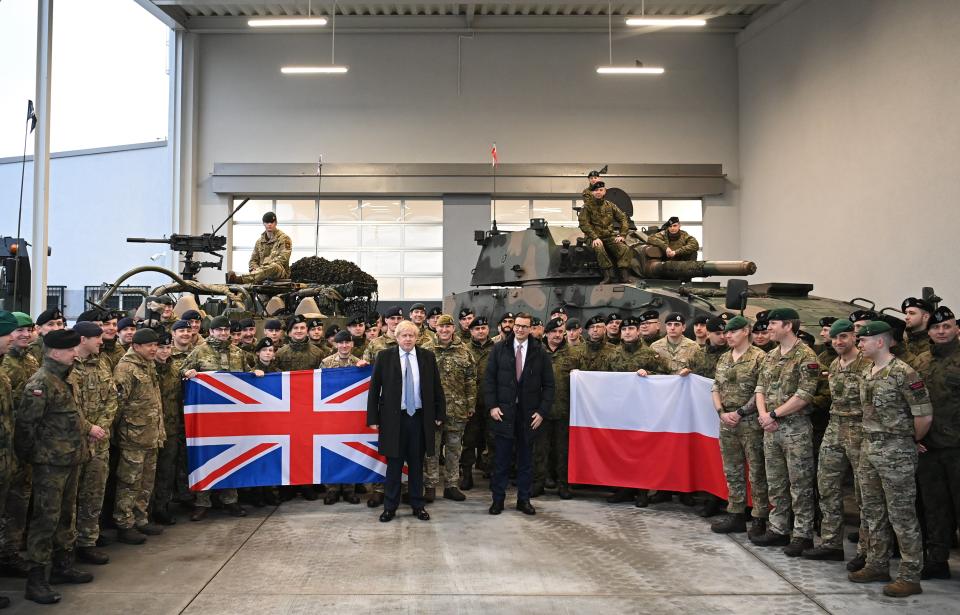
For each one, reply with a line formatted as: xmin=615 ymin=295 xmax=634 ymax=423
xmin=127 ymin=234 xmax=227 ymax=280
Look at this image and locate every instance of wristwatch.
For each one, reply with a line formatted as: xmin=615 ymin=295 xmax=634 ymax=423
xmin=736 ymin=407 xmax=747 ymax=417
xmin=769 ymin=409 xmax=778 ymax=420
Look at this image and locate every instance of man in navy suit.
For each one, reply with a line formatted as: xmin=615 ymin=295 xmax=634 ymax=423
xmin=484 ymin=312 xmax=555 ymax=515
xmin=367 ymin=321 xmax=446 ymax=522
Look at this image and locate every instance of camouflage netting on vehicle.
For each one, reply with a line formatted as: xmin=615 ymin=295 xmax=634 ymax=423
xmin=290 ymin=257 xmax=378 ymax=296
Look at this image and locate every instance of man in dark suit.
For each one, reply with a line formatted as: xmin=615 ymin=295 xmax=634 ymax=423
xmin=484 ymin=312 xmax=555 ymax=515
xmin=367 ymin=321 xmax=446 ymax=522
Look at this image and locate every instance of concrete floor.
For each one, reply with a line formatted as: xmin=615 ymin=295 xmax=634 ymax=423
xmin=1 ymin=484 xmax=958 ymax=614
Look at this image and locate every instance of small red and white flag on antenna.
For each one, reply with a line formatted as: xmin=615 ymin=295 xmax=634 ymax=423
xmin=491 ymin=143 xmax=498 ymax=167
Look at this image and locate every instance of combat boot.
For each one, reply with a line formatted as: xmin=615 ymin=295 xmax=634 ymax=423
xmin=324 ymin=490 xmax=340 ymax=505
xmin=618 ymin=268 xmax=635 ymax=283
xmin=882 ymin=579 xmax=922 ymax=597
xmin=634 ymin=490 xmax=649 ymax=508
xmin=747 ymin=518 xmax=767 ymax=540
xmin=750 ymin=530 xmax=790 ymax=547
xmin=848 ymin=567 xmax=891 ymax=583
xmin=459 ymin=470 xmax=474 ymax=491
xmin=921 ymin=561 xmax=951 ymax=579
xmin=136 ymin=522 xmax=164 ymax=536
xmin=558 ymin=484 xmax=573 ymax=500
xmin=443 ymin=487 xmax=466 ymax=502
xmin=801 ymin=546 xmax=844 ymax=561
xmin=711 ymin=513 xmax=747 ymax=534
xmin=606 ymin=488 xmax=634 ymax=504
xmin=116 ymin=527 xmax=147 ymax=545
xmin=545 ymin=477 xmax=557 ymax=490
xmin=846 ymin=554 xmax=866 ymax=572
xmin=153 ymin=504 xmax=177 ymax=526
xmin=344 ymin=493 xmax=361 ymax=505
xmin=530 ymin=483 xmax=545 ymax=498
xmin=76 ymin=546 xmax=110 ymax=565
xmin=783 ymin=537 xmax=814 ymax=557
xmin=366 ymin=493 xmax=384 ymax=508
xmin=50 ymin=552 xmax=94 ymax=584
xmin=225 ymin=503 xmax=247 ymax=517
xmin=698 ymin=497 xmax=723 ymax=518
xmin=600 ymin=269 xmax=616 ymax=285
xmin=25 ymin=566 xmax=60 ymax=604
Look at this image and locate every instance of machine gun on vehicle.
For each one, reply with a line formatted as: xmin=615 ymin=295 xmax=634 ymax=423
xmin=126 ymin=234 xmax=227 ymax=280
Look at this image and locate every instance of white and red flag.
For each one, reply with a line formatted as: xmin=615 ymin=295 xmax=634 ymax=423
xmin=568 ymin=372 xmax=728 ymax=498
xmin=491 ymin=143 xmax=498 ymax=167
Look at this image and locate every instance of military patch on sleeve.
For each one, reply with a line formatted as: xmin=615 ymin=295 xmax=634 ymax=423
xmin=31 ymin=389 xmax=43 ymax=397
xmin=909 ymin=380 xmax=925 ymax=390
xmin=807 ymin=363 xmax=820 ymax=371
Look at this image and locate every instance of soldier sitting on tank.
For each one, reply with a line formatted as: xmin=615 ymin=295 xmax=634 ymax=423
xmin=645 ymin=216 xmax=700 ymax=262
xmin=578 ymin=181 xmax=633 ymax=284
xmin=226 ymin=211 xmax=293 ymax=284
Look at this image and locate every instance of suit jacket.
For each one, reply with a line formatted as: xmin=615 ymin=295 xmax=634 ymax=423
xmin=366 ymin=345 xmax=446 ymax=458
xmin=483 ymin=335 xmax=555 ymax=440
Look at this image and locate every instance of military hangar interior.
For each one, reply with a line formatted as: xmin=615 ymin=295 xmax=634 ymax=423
xmin=0 ymin=0 xmax=958 ymax=613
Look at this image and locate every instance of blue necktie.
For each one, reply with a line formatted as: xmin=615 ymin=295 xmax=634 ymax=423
xmin=404 ymin=352 xmax=415 ymax=416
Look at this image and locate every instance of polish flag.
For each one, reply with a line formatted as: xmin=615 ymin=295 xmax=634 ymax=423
xmin=568 ymin=372 xmax=729 ymax=498
xmin=491 ymin=143 xmax=498 ymax=167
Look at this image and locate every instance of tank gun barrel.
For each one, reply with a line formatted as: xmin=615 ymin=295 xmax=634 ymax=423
xmin=643 ymin=259 xmax=757 ymax=280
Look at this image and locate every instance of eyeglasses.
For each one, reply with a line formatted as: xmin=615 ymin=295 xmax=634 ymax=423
xmin=513 ymin=324 xmax=531 ymax=330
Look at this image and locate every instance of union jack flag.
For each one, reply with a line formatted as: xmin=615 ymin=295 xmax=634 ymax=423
xmin=184 ymin=366 xmax=387 ymax=490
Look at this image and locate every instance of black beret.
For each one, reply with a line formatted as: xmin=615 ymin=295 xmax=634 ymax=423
xmin=550 ymin=306 xmax=567 ymax=316
xmin=544 ymin=318 xmax=564 ymax=333
xmin=752 ymin=320 xmax=769 ymax=332
xmin=347 ymin=315 xmax=365 ymax=326
xmin=585 ymin=315 xmax=605 ymax=328
xmin=333 ymin=330 xmax=352 ymax=343
xmin=262 ymin=211 xmax=277 ymax=223
xmin=755 ymin=310 xmax=770 ymax=323
xmin=132 ymin=328 xmax=159 ymax=345
xmin=606 ymin=313 xmax=622 ymax=323
xmin=117 ymin=317 xmax=136 ymax=331
xmin=307 ymin=318 xmax=324 ymax=329
xmin=73 ymin=322 xmax=103 ymax=338
xmin=410 ymin=303 xmax=426 ymax=312
xmin=530 ymin=317 xmax=543 ymax=327
xmin=468 ymin=316 xmax=489 ymax=329
xmin=458 ymin=308 xmax=475 ymax=319
xmin=44 ymin=329 xmax=81 ymax=349
xmin=796 ymin=330 xmax=816 ymax=347
xmin=36 ymin=308 xmax=63 ymax=326
xmin=621 ymin=317 xmax=641 ymax=328
xmin=666 ymin=216 xmax=680 ymax=225
xmin=229 ymin=320 xmax=242 ymax=333
xmin=325 ymin=325 xmax=341 ymax=338
xmin=929 ymin=306 xmax=956 ymax=327
xmin=106 ymin=309 xmax=126 ymax=322
xmin=664 ymin=312 xmax=686 ymax=325
xmin=239 ymin=318 xmax=256 ymax=329
xmin=565 ymin=319 xmax=581 ymax=330
xmin=901 ymin=297 xmax=934 ymax=314
xmin=427 ymin=306 xmax=443 ymax=318
xmin=878 ymin=314 xmax=907 ymax=339
xmin=366 ymin=317 xmax=380 ymax=327
xmin=76 ymin=309 xmax=106 ymax=323
xmin=499 ymin=312 xmax=515 ymax=323
xmin=172 ymin=320 xmax=191 ymax=331
xmin=154 ymin=295 xmax=174 ymax=306
xmin=286 ymin=315 xmax=306 ymax=331
xmin=591 ymin=181 xmax=605 ymax=189
xmin=158 ymin=331 xmax=173 ymax=346
xmin=210 ymin=315 xmax=231 ymax=330
xmin=639 ymin=310 xmax=660 ymax=323
xmin=706 ymin=317 xmax=726 ymax=333
xmin=587 ymin=170 xmax=600 ymax=178
xmin=182 ymin=310 xmax=202 ymax=321
xmin=819 ymin=317 xmax=838 ymax=328
xmin=384 ymin=306 xmax=403 ymax=318
xmin=255 ymin=337 xmax=274 ymax=352
xmin=264 ymin=319 xmax=283 ymax=330
xmin=692 ymin=315 xmax=711 ymax=325
xmin=849 ymin=309 xmax=879 ymax=323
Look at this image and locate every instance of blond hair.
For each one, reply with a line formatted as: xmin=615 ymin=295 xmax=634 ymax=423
xmin=395 ymin=320 xmax=419 ymax=337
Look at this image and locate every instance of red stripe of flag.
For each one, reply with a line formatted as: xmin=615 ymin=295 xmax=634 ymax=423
xmin=192 ymin=441 xmax=277 ymax=491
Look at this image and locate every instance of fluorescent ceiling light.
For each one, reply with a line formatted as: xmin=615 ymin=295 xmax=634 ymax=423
xmin=597 ymin=66 xmax=665 ymax=75
xmin=249 ymin=17 xmax=328 ymax=27
xmin=625 ymin=17 xmax=707 ymax=27
xmin=281 ymin=66 xmax=349 ymax=74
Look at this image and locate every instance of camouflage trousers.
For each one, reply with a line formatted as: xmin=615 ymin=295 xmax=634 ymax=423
xmin=26 ymin=463 xmax=79 ymax=567
xmin=534 ymin=417 xmax=569 ymax=487
xmin=113 ymin=446 xmax=158 ymax=529
xmin=240 ymin=263 xmax=286 ymax=284
xmin=859 ymin=434 xmax=923 ymax=582
xmin=195 ymin=488 xmax=239 ymax=508
xmin=0 ymin=462 xmax=32 ymax=558
xmin=153 ymin=434 xmax=189 ymax=510
xmin=593 ymin=237 xmax=632 ymax=270
xmin=719 ymin=419 xmax=768 ymax=517
xmin=817 ymin=416 xmax=865 ymax=552
xmin=76 ymin=445 xmax=111 ymax=547
xmin=425 ymin=417 xmax=468 ymax=490
xmin=917 ymin=447 xmax=960 ymax=564
xmin=460 ymin=407 xmax=487 ymax=473
xmin=763 ymin=416 xmax=815 ymax=539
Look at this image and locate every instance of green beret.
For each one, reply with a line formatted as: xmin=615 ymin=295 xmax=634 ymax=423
xmin=829 ymin=319 xmax=855 ymax=338
xmin=0 ymin=311 xmax=19 ymax=337
xmin=12 ymin=312 xmax=34 ymax=328
xmin=724 ymin=315 xmax=750 ymax=332
xmin=436 ymin=314 xmax=455 ymax=327
xmin=856 ymin=320 xmax=892 ymax=337
xmin=766 ymin=307 xmax=800 ymax=321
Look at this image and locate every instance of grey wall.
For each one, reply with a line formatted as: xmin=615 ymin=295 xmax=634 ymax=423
xmin=193 ymin=30 xmax=742 ymax=289
xmin=0 ymin=142 xmax=173 ymax=317
xmin=738 ymin=0 xmax=960 ymax=308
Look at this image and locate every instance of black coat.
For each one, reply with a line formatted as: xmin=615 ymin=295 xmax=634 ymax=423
xmin=483 ymin=336 xmax=555 ymax=439
xmin=366 ymin=345 xmax=446 ymax=458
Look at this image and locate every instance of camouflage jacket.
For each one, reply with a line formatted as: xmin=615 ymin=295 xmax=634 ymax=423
xmin=545 ymin=340 xmax=584 ymax=418
xmin=755 ymin=341 xmax=778 ymax=353
xmin=114 ymin=349 xmax=165 ymax=449
xmin=362 ymin=333 xmax=398 ymax=365
xmin=608 ymin=340 xmax=668 ymax=375
xmin=253 ymin=359 xmax=281 ymax=374
xmin=350 ymin=335 xmax=367 ymax=359
xmin=892 ymin=342 xmax=929 ymax=373
xmin=0 ymin=369 xmax=14 ymax=481
xmin=860 ymin=357 xmax=932 ymax=436
xmin=321 ymin=353 xmax=360 ymax=368
xmin=693 ymin=342 xmax=729 ymax=379
xmin=275 ymin=338 xmax=325 ymax=371
xmin=26 ymin=335 xmax=44 ymax=365
xmin=310 ymin=339 xmax=334 ymax=358
xmin=920 ymin=337 xmax=960 ymax=449
xmin=184 ymin=337 xmax=255 ymax=373
xmin=14 ymin=358 xmax=87 ymax=466
xmin=155 ymin=359 xmax=183 ymax=437
xmin=755 ymin=340 xmax=820 ymax=416
xmin=100 ymin=338 xmax=127 ymax=370
xmin=712 ymin=345 xmax=766 ymax=412
xmin=578 ymin=197 xmax=629 ymax=242
xmin=581 ymin=338 xmax=616 ymax=371
xmin=905 ymin=329 xmax=932 ymax=358
xmin=69 ymin=354 xmax=118 ymax=453
xmin=827 ymin=353 xmax=871 ymax=418
xmin=650 ymin=336 xmax=703 ymax=374
xmin=171 ymin=346 xmax=193 ymax=374
xmin=417 ymin=325 xmax=437 ymax=349
xmin=817 ymin=345 xmax=838 ymax=367
xmin=468 ymin=338 xmax=495 ymax=411
xmin=249 ymin=228 xmax=293 ymax=277
xmin=645 ymin=229 xmax=699 ymax=259
xmin=1 ymin=345 xmax=41 ymax=412
xmin=432 ymin=338 xmax=477 ymax=421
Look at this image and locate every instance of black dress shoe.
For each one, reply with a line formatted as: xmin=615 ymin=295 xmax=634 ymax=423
xmin=412 ymin=507 xmax=431 ymax=521
xmin=516 ymin=500 xmax=536 ymax=515
xmin=489 ymin=501 xmax=504 ymax=515
xmin=379 ymin=510 xmax=396 ymax=523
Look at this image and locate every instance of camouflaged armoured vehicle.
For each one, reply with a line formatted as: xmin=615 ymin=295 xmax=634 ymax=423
xmin=444 ymin=218 xmax=914 ymax=335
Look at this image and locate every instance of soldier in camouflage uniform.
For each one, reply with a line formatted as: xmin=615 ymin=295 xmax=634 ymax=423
xmin=645 ymin=216 xmax=699 ymax=262
xmin=578 ymin=181 xmax=632 ymax=284
xmin=639 ymin=310 xmax=663 ymax=345
xmin=424 ymin=315 xmax=476 ymax=503
xmin=246 ymin=338 xmax=282 ymax=508
xmin=849 ymin=320 xmax=932 ymax=597
xmin=802 ymin=320 xmax=870 ymax=565
xmin=491 ymin=312 xmax=515 ymax=344
xmin=112 ymin=328 xmax=166 ymax=543
xmin=16 ymin=329 xmax=101 ymax=604
xmin=0 ymin=312 xmax=41 ymax=576
xmin=605 ymin=317 xmax=669 ymax=506
xmin=346 ymin=316 xmax=368 ymax=359
xmin=0 ymin=312 xmax=17 ymax=609
xmin=227 ymin=211 xmax=293 ymax=284
xmin=276 ymin=315 xmax=327 ymax=372
xmin=320 ymin=331 xmax=368 ymax=505
xmin=694 ymin=318 xmax=729 ymax=379
xmin=605 ymin=313 xmax=623 ymax=346
xmin=69 ymin=322 xmax=118 ymax=565
xmin=99 ymin=312 xmax=127 ymax=369
xmin=151 ymin=332 xmax=184 ymax=526
xmin=409 ymin=303 xmax=438 ymax=348
xmin=916 ymin=306 xmax=960 ymax=580
xmin=457 ymin=308 xmax=475 ymax=343
xmin=565 ymin=318 xmax=583 ymax=347
xmin=902 ymin=297 xmax=933 ymax=358
xmin=752 ymin=319 xmax=777 ymax=353
xmin=710 ymin=316 xmax=769 ymax=536
xmin=181 ymin=316 xmax=250 ymax=518
xmin=751 ymin=307 xmax=820 ymax=557
xmin=462 ymin=317 xmax=494 ymax=488
xmin=581 ymin=315 xmax=616 ymax=371
xmin=263 ymin=318 xmax=285 ymax=350
xmin=814 ymin=317 xmax=838 ymax=356
xmin=651 ymin=313 xmax=704 ymax=374
xmin=25 ymin=308 xmax=65 ymax=365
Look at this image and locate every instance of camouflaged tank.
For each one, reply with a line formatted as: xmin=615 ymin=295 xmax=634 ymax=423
xmin=444 ymin=219 xmax=907 ymax=336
